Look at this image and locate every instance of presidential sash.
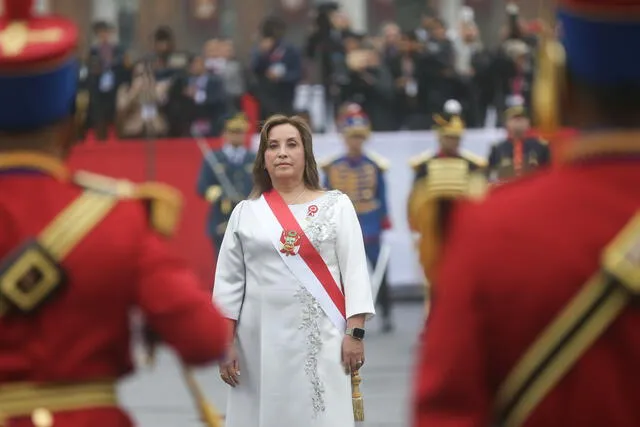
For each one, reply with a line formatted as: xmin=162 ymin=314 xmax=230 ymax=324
xmin=252 ymin=190 xmax=347 ymax=332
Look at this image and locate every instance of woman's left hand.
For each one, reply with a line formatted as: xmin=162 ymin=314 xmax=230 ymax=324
xmin=341 ymin=336 xmax=365 ymax=374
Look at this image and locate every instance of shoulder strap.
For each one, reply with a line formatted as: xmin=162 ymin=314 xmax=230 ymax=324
xmin=495 ymin=211 xmax=640 ymax=427
xmin=40 ymin=190 xmax=119 ymax=259
xmin=0 ymin=190 xmax=118 ymax=316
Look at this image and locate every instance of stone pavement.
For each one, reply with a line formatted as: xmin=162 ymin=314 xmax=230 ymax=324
xmin=119 ymin=301 xmax=426 ymax=427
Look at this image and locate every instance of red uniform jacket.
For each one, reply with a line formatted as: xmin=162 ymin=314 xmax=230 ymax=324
xmin=414 ymin=135 xmax=640 ymax=427
xmin=0 ymin=155 xmax=229 ymax=427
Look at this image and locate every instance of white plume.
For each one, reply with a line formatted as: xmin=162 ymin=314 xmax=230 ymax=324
xmin=444 ymin=99 xmax=462 ymax=115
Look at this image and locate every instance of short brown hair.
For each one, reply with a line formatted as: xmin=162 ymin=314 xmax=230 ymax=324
xmin=251 ymin=115 xmax=322 ymax=198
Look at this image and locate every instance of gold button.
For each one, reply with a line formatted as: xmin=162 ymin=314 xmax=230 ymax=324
xmin=31 ymin=408 xmax=53 ymax=427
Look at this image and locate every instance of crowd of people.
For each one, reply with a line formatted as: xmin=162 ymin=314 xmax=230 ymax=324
xmin=3 ymin=0 xmax=640 ymax=427
xmin=80 ymin=3 xmax=540 ymax=140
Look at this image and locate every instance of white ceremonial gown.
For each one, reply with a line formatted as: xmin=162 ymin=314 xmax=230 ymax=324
xmin=213 ymin=190 xmax=375 ymax=427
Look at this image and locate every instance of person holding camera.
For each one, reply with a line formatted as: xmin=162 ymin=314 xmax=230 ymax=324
xmin=250 ymin=17 xmax=302 ymax=123
xmin=115 ymin=61 xmax=170 ymax=139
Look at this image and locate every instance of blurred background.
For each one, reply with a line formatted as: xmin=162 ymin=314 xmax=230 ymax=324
xmin=29 ymin=0 xmax=563 ymax=293
xmin=16 ymin=2 xmax=564 ymax=425
xmin=21 ymin=0 xmax=555 ymax=138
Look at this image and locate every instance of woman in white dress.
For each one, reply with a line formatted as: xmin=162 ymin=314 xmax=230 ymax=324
xmin=213 ymin=114 xmax=375 ymax=427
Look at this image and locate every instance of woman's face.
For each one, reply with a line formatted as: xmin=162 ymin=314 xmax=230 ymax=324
xmin=264 ymin=123 xmax=306 ymax=184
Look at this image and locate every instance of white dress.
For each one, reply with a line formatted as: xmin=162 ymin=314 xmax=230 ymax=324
xmin=213 ymin=190 xmax=375 ymax=427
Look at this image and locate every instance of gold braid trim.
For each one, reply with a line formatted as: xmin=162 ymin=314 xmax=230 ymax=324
xmin=73 ymin=171 xmax=184 ymax=238
xmin=414 ymin=158 xmax=487 ymax=283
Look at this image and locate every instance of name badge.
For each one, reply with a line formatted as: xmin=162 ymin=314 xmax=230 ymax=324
xmin=405 ymin=79 xmax=418 ymax=97
xmin=141 ymin=104 xmax=157 ymax=121
xmin=195 ymin=90 xmax=207 ymax=104
xmin=99 ymin=70 xmax=115 ymax=92
xmin=269 ymin=63 xmax=286 ymax=78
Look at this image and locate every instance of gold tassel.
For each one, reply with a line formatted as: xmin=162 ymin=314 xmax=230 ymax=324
xmin=352 ymin=370 xmax=365 ymax=422
xmin=182 ymin=367 xmax=225 ymax=427
xmin=417 ymin=196 xmax=442 ymax=286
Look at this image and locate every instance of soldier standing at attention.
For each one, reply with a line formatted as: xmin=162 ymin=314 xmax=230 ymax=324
xmin=407 ymin=100 xmax=487 ymax=307
xmin=413 ymin=1 xmax=640 ymax=426
xmin=0 ymin=2 xmax=229 ymax=426
xmin=321 ymin=109 xmax=394 ymax=333
xmin=196 ymin=113 xmax=255 ymax=254
xmin=487 ymin=97 xmax=551 ymax=183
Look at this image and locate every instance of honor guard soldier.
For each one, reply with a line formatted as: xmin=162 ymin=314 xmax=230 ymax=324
xmin=414 ymin=2 xmax=640 ymax=427
xmin=196 ymin=113 xmax=255 ymax=253
xmin=407 ymin=100 xmax=487 ymax=309
xmin=0 ymin=2 xmax=229 ymax=426
xmin=407 ymin=100 xmax=487 ymax=235
xmin=487 ymin=96 xmax=551 ymax=183
xmin=321 ymin=109 xmax=394 ymax=332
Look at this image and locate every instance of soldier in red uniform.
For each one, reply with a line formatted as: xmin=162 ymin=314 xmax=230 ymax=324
xmin=413 ymin=1 xmax=640 ymax=427
xmin=0 ymin=1 xmax=229 ymax=426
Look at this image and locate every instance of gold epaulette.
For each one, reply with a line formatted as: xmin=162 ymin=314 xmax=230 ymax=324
xmin=408 ymin=151 xmax=434 ymax=169
xmin=73 ymin=170 xmax=137 ymax=197
xmin=134 ymin=182 xmax=183 ymax=238
xmin=365 ymin=151 xmax=390 ymax=171
xmin=318 ymin=154 xmax=340 ymax=171
xmin=73 ymin=171 xmax=183 ymax=238
xmin=460 ymin=149 xmax=488 ymax=168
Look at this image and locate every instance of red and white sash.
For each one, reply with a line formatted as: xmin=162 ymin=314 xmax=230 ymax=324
xmin=253 ymin=190 xmax=346 ymax=332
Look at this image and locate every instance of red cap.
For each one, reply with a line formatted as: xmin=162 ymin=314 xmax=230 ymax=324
xmin=0 ymin=0 xmax=78 ymax=69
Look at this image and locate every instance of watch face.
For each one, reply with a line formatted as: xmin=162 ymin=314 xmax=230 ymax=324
xmin=352 ymin=328 xmax=365 ymax=339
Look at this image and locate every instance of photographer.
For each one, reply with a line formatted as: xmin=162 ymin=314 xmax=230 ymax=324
xmin=421 ymin=18 xmax=456 ymax=127
xmin=493 ymin=3 xmax=538 ymax=125
xmin=115 ymin=60 xmax=169 ymax=139
xmin=339 ymin=45 xmax=395 ymax=131
xmin=250 ymin=16 xmax=302 ymax=122
xmin=305 ymin=2 xmax=352 ymax=127
xmin=87 ymin=21 xmax=127 ymax=141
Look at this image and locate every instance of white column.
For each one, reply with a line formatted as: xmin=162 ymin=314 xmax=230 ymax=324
xmin=439 ymin=0 xmax=463 ymax=30
xmin=92 ymin=0 xmax=119 ymax=25
xmin=337 ymin=0 xmax=367 ymax=34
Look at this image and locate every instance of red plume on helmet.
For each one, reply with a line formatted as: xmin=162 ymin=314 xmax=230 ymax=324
xmin=3 ymin=0 xmax=34 ymax=20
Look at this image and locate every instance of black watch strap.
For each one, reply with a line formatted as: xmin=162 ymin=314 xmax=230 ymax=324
xmin=346 ymin=327 xmax=365 ymax=340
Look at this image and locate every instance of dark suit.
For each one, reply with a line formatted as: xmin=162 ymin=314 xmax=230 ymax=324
xmin=487 ymin=137 xmax=551 ymax=182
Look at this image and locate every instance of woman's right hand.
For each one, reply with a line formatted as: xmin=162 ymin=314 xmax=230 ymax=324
xmin=219 ymin=345 xmax=240 ymax=387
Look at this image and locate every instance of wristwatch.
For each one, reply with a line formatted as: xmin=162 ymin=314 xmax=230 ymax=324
xmin=345 ymin=327 xmax=365 ymax=340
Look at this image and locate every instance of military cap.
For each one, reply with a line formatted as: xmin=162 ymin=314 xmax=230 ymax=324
xmin=224 ymin=113 xmax=249 ymax=133
xmin=340 ymin=109 xmax=371 ymax=138
xmin=504 ymin=95 xmax=528 ymax=121
xmin=433 ymin=99 xmax=465 ymax=137
xmin=558 ymin=0 xmax=640 ymax=86
xmin=0 ymin=0 xmax=78 ymax=132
